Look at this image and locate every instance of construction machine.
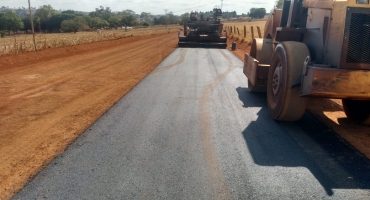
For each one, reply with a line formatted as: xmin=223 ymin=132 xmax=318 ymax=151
xmin=178 ymin=7 xmax=227 ymax=48
xmin=243 ymin=0 xmax=370 ymax=123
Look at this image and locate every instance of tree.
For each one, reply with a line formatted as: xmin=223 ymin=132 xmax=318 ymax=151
xmin=21 ymin=16 xmax=32 ymax=33
xmin=179 ymin=13 xmax=190 ymax=25
xmin=120 ymin=10 xmax=138 ymax=27
xmin=61 ymin=16 xmax=88 ymax=33
xmin=140 ymin=12 xmax=150 ymax=21
xmin=276 ymin=0 xmax=284 ymax=9
xmin=81 ymin=15 xmax=92 ymax=28
xmin=89 ymin=6 xmax=112 ymax=21
xmin=109 ymin=15 xmax=122 ymax=29
xmin=142 ymin=22 xmax=150 ymax=27
xmin=34 ymin=5 xmax=56 ymax=32
xmin=0 ymin=11 xmax=24 ymax=35
xmin=121 ymin=9 xmax=135 ymax=16
xmin=61 ymin=10 xmax=76 ymax=15
xmin=121 ymin=14 xmax=138 ymax=26
xmin=153 ymin=17 xmax=159 ymax=25
xmin=153 ymin=16 xmax=167 ymax=25
xmin=91 ymin=17 xmax=109 ymax=28
xmin=46 ymin=13 xmax=75 ymax=32
xmin=14 ymin=8 xmax=28 ymax=18
xmin=222 ymin=11 xmax=237 ymax=19
xmin=166 ymin=12 xmax=179 ymax=25
xmin=140 ymin=12 xmax=153 ymax=25
xmin=61 ymin=19 xmax=78 ymax=33
xmin=249 ymin=8 xmax=266 ymax=19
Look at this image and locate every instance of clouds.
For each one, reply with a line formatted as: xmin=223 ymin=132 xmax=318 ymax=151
xmin=2 ymin=0 xmax=276 ymax=15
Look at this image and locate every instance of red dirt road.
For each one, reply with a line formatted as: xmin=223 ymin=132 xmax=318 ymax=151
xmin=0 ymin=32 xmax=178 ymax=199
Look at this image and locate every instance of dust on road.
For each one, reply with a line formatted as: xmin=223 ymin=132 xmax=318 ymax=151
xmin=0 ymin=32 xmax=178 ymax=199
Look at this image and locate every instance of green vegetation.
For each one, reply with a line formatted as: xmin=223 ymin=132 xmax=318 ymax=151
xmin=248 ymin=8 xmax=266 ymax=19
xmin=276 ymin=0 xmax=284 ymax=9
xmin=179 ymin=13 xmax=190 ymax=25
xmin=0 ymin=30 xmax=5 ymax=38
xmin=61 ymin=16 xmax=89 ymax=33
xmin=0 ymin=4 xmax=254 ymax=35
xmin=0 ymin=11 xmax=24 ymax=35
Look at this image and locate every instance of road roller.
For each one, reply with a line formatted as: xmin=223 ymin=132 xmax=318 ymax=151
xmin=243 ymin=0 xmax=370 ymax=123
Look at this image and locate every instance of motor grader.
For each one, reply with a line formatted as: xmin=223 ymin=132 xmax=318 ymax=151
xmin=178 ymin=7 xmax=227 ymax=48
xmin=243 ymin=0 xmax=370 ymax=123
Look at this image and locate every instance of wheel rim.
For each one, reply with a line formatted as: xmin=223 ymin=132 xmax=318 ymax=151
xmin=272 ymin=62 xmax=282 ymax=101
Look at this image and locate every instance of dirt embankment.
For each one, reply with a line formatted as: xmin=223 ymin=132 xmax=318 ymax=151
xmin=226 ymin=37 xmax=370 ymax=159
xmin=0 ymin=32 xmax=178 ymax=199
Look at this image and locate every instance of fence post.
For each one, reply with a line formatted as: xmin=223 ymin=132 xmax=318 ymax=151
xmin=244 ymin=25 xmax=246 ymax=38
xmin=230 ymin=27 xmax=232 ymax=33
xmin=251 ymin=26 xmax=254 ymax=40
xmin=257 ymin=26 xmax=262 ymax=38
xmin=237 ymin=28 xmax=240 ymax=35
xmin=234 ymin=26 xmax=236 ymax=34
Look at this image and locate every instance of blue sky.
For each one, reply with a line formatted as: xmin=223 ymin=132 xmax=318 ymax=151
xmin=1 ymin=0 xmax=277 ymax=15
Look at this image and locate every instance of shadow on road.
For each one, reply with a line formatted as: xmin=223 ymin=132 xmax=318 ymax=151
xmin=236 ymin=87 xmax=370 ymax=196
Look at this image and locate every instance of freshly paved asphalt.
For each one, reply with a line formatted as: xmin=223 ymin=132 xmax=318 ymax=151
xmin=13 ymin=48 xmax=370 ymax=199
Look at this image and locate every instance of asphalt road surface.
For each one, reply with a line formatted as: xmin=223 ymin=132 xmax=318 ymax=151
xmin=13 ymin=48 xmax=370 ymax=199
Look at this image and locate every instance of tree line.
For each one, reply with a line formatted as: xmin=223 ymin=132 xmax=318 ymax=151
xmin=0 ymin=5 xmax=184 ymax=35
xmin=0 ymin=3 xmax=273 ymax=36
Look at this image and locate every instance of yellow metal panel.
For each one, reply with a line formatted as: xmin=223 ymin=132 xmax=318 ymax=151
xmin=263 ymin=9 xmax=281 ymax=39
xmin=303 ymin=0 xmax=370 ymax=11
xmin=347 ymin=0 xmax=370 ymax=8
xmin=324 ymin=1 xmax=347 ymax=67
xmin=243 ymin=54 xmax=259 ymax=85
xmin=301 ymin=66 xmax=370 ymax=99
xmin=303 ymin=0 xmax=335 ymax=9
xmin=243 ymin=53 xmax=270 ymax=87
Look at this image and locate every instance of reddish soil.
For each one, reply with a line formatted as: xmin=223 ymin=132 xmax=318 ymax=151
xmin=227 ymin=37 xmax=370 ymax=160
xmin=0 ymin=32 xmax=178 ymax=199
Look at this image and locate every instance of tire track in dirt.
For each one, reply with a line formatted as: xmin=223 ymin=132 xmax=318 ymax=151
xmin=2 ymin=36 xmax=167 ymax=118
xmin=199 ymin=50 xmax=236 ymax=199
xmin=9 ymin=77 xmax=74 ymax=100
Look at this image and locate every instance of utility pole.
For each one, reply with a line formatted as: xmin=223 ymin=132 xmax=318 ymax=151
xmin=28 ymin=0 xmax=37 ymax=51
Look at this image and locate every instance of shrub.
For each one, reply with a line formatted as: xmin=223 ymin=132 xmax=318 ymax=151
xmin=0 ymin=30 xmax=5 ymax=38
xmin=142 ymin=22 xmax=150 ymax=27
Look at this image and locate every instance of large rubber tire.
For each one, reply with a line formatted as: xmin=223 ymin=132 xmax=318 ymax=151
xmin=248 ymin=79 xmax=266 ymax=93
xmin=267 ymin=42 xmax=309 ymax=121
xmin=250 ymin=38 xmax=273 ymax=65
xmin=342 ymin=99 xmax=370 ymax=123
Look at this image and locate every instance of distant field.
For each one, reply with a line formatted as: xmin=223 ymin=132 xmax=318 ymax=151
xmin=223 ymin=20 xmax=266 ymax=44
xmin=0 ymin=25 xmax=181 ymax=56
